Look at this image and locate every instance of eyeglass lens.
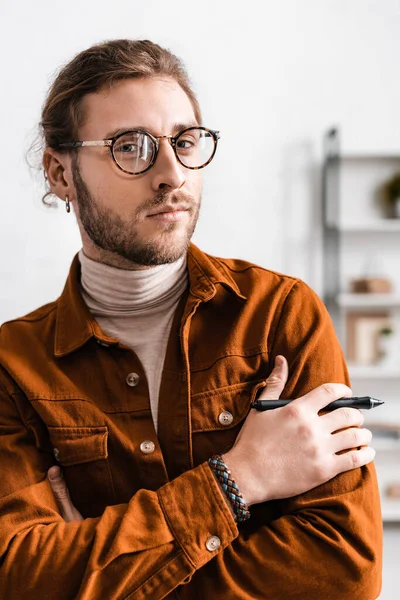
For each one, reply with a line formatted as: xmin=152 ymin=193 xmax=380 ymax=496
xmin=112 ymin=128 xmax=215 ymax=174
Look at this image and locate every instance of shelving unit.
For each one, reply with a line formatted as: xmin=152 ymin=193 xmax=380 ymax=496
xmin=338 ymin=294 xmax=400 ymax=308
xmin=322 ymin=127 xmax=400 ymax=524
xmin=348 ymin=365 xmax=400 ymax=379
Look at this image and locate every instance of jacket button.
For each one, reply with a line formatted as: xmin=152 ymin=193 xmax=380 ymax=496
xmin=53 ymin=447 xmax=60 ymax=461
xmin=140 ymin=440 xmax=155 ymax=454
xmin=205 ymin=536 xmax=221 ymax=551
xmin=218 ymin=411 xmax=234 ymax=426
xmin=126 ymin=372 xmax=140 ymax=387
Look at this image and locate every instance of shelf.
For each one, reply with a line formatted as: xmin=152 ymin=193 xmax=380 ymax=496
xmin=375 ymin=439 xmax=400 ymax=451
xmin=326 ymin=153 xmax=400 ymax=162
xmin=382 ymin=502 xmax=400 ymax=523
xmin=339 ymin=221 xmax=400 ymax=233
xmin=340 ymin=155 xmax=400 ymax=163
xmin=337 ymin=294 xmax=400 ymax=308
xmin=348 ymin=365 xmax=400 ymax=379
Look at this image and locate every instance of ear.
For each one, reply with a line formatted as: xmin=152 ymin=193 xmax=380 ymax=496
xmin=43 ymin=148 xmax=75 ymax=201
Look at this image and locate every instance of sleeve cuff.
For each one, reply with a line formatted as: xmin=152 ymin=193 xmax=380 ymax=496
xmin=158 ymin=461 xmax=238 ymax=569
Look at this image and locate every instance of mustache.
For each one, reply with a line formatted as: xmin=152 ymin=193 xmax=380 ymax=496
xmin=140 ymin=190 xmax=196 ymax=213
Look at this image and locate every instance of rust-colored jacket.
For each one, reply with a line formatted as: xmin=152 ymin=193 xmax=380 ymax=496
xmin=0 ymin=244 xmax=382 ymax=599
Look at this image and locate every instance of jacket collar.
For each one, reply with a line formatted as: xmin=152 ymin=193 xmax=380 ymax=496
xmin=54 ymin=243 xmax=246 ymax=357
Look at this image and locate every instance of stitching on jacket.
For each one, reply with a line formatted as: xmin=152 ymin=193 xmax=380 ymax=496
xmin=121 ymin=549 xmax=185 ymax=600
xmin=269 ymin=280 xmax=300 ymax=358
xmin=215 ymin=255 xmax=300 ymax=281
xmin=2 ymin=390 xmax=32 ymax=432
xmin=190 ymin=345 xmax=266 ymax=374
xmin=191 ymin=378 xmax=265 ymax=401
xmin=0 ymin=303 xmax=57 ymax=327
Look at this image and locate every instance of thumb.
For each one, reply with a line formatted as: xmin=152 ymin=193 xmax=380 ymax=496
xmin=48 ymin=466 xmax=69 ymax=500
xmin=258 ymin=355 xmax=289 ymax=400
xmin=48 ymin=466 xmax=83 ymax=522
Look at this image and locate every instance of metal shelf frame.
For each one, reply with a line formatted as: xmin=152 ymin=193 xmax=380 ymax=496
xmin=322 ymin=127 xmax=341 ymax=336
xmin=322 ymin=127 xmax=400 ymax=344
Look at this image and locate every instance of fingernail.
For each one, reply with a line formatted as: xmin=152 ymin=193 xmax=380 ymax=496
xmin=274 ymin=356 xmax=283 ymax=368
xmin=48 ymin=467 xmax=61 ymax=482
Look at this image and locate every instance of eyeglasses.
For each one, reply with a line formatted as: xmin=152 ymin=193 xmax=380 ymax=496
xmin=58 ymin=126 xmax=220 ymax=175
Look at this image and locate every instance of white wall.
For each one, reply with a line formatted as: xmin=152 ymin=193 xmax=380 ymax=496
xmin=1 ymin=1 xmax=399 ymax=598
xmin=1 ymin=0 xmax=400 ymax=321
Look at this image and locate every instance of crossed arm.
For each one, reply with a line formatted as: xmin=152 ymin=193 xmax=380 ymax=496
xmin=0 ymin=284 xmax=383 ymax=599
xmin=46 ymin=357 xmax=382 ymax=600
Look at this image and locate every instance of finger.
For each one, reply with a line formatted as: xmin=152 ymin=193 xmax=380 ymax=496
xmin=331 ymin=427 xmax=372 ymax=453
xmin=294 ymin=383 xmax=353 ymax=413
xmin=321 ymin=406 xmax=364 ymax=432
xmin=258 ymin=355 xmax=289 ymax=401
xmin=48 ymin=466 xmax=83 ymax=522
xmin=334 ymin=446 xmax=376 ymax=474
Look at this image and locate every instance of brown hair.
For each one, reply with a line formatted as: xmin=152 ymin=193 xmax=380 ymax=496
xmin=39 ymin=39 xmax=201 ymax=205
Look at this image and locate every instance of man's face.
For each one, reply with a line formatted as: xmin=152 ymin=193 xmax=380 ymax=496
xmin=69 ymin=77 xmax=202 ymax=266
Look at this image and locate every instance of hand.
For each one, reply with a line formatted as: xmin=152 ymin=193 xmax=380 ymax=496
xmin=48 ymin=466 xmax=83 ymax=522
xmin=223 ymin=355 xmax=374 ymax=506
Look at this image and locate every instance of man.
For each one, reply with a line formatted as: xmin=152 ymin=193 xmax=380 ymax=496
xmin=0 ymin=39 xmax=381 ymax=599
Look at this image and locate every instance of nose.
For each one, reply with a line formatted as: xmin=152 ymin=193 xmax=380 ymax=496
xmin=150 ymin=138 xmax=186 ymax=191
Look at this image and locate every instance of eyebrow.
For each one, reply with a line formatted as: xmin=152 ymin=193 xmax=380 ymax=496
xmin=104 ymin=121 xmax=199 ymax=139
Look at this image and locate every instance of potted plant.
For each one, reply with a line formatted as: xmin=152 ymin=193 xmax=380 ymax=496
xmin=376 ymin=326 xmax=395 ymax=366
xmin=382 ymin=173 xmax=400 ymax=218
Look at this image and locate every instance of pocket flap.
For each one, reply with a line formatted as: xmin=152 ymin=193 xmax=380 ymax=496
xmin=48 ymin=426 xmax=108 ymax=466
xmin=191 ymin=380 xmax=266 ymax=433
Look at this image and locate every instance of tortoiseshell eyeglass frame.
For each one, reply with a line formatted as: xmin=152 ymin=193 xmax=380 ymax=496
xmin=58 ymin=126 xmax=220 ymax=175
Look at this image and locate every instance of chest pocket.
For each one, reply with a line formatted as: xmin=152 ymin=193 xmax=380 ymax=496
xmin=48 ymin=426 xmax=116 ymax=518
xmin=190 ymin=379 xmax=266 ymax=465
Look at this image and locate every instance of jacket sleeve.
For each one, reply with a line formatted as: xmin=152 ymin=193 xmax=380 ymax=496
xmin=174 ymin=279 xmax=383 ymax=600
xmin=0 ymin=377 xmax=238 ymax=600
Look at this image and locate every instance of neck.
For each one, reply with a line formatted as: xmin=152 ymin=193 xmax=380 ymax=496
xmin=79 ymin=248 xmax=188 ymax=313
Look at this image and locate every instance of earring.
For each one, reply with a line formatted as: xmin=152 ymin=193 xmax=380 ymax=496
xmin=65 ymin=195 xmax=71 ymax=213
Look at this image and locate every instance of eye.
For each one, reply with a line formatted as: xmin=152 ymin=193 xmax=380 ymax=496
xmin=116 ymin=143 xmax=139 ymax=154
xmin=177 ymin=139 xmax=193 ymax=148
xmin=114 ymin=131 xmax=149 ymax=156
xmin=176 ymin=136 xmax=198 ymax=152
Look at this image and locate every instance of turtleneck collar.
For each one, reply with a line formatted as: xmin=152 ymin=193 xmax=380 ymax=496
xmin=78 ymin=249 xmax=188 ymax=315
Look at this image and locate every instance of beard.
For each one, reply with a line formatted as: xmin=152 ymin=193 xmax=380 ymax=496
xmin=71 ymin=154 xmax=201 ymax=266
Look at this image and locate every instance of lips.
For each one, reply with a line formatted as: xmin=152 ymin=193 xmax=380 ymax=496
xmin=147 ymin=204 xmax=189 ymax=216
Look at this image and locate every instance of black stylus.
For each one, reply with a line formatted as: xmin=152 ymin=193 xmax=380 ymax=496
xmin=250 ymin=396 xmax=384 ymax=411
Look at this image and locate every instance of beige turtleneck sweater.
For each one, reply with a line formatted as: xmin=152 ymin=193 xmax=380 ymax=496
xmin=79 ymin=250 xmax=188 ymax=434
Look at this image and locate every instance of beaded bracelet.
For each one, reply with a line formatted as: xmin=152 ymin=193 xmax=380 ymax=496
xmin=208 ymin=454 xmax=251 ymax=523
